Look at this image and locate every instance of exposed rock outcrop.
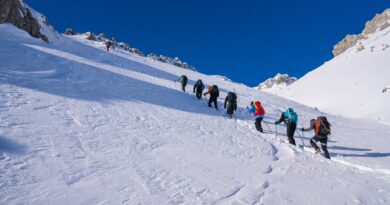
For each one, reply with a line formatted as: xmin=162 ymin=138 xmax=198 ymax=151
xmin=64 ymin=28 xmax=75 ymax=35
xmin=147 ymin=53 xmax=196 ymax=71
xmin=0 ymin=0 xmax=48 ymax=42
xmin=256 ymin=73 xmax=297 ymax=90
xmin=333 ymin=8 xmax=390 ymax=56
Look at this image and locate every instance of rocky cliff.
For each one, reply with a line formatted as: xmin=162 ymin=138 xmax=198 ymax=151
xmin=0 ymin=0 xmax=48 ymax=42
xmin=333 ymin=8 xmax=390 ymax=56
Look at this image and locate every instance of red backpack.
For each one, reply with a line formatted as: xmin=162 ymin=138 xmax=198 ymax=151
xmin=253 ymin=101 xmax=265 ymax=116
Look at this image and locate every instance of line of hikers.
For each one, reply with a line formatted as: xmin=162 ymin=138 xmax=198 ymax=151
xmin=175 ymin=75 xmax=332 ymax=159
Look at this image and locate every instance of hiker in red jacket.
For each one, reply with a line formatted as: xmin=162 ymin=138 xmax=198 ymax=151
xmin=247 ymin=101 xmax=265 ymax=133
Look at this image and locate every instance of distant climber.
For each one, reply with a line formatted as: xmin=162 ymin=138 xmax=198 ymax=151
xmin=193 ymin=79 xmax=204 ymax=99
xmin=301 ymin=117 xmax=331 ymax=159
xmin=224 ymin=92 xmax=237 ymax=118
xmin=103 ymin=40 xmax=113 ymax=52
xmin=247 ymin=101 xmax=265 ymax=133
xmin=204 ymin=85 xmax=219 ymax=110
xmin=275 ymin=108 xmax=298 ymax=146
xmin=175 ymin=75 xmax=188 ymax=92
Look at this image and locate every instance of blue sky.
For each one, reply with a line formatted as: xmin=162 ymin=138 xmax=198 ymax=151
xmin=27 ymin=0 xmax=390 ymax=86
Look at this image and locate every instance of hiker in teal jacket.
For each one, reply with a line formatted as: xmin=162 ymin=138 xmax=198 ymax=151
xmin=275 ymin=108 xmax=298 ymax=146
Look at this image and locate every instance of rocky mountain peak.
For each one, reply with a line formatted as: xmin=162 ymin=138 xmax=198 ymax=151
xmin=333 ymin=8 xmax=390 ymax=56
xmin=256 ymin=73 xmax=297 ymax=90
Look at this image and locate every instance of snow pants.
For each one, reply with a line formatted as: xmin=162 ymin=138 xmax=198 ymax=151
xmin=181 ymin=82 xmax=187 ymax=92
xmin=286 ymin=123 xmax=297 ymax=146
xmin=226 ymin=102 xmax=237 ymax=117
xmin=255 ymin=117 xmax=263 ymax=133
xmin=208 ymin=96 xmax=218 ymax=110
xmin=195 ymin=89 xmax=203 ymax=99
xmin=310 ymin=136 xmax=330 ymax=159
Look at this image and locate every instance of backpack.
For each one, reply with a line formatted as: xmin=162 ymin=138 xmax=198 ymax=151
xmin=317 ymin=116 xmax=331 ymax=136
xmin=196 ymin=80 xmax=204 ymax=89
xmin=227 ymin=92 xmax=237 ymax=103
xmin=253 ymin=101 xmax=265 ymax=115
xmin=284 ymin=108 xmax=298 ymax=124
xmin=211 ymin=85 xmax=219 ymax=97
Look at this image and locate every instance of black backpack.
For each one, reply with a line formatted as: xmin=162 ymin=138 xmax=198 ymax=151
xmin=212 ymin=85 xmax=219 ymax=97
xmin=196 ymin=80 xmax=204 ymax=90
xmin=317 ymin=116 xmax=331 ymax=136
xmin=227 ymin=92 xmax=237 ymax=103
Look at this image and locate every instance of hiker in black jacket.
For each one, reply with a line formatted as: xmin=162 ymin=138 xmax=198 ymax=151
xmin=193 ymin=79 xmax=204 ymax=99
xmin=224 ymin=92 xmax=237 ymax=118
xmin=175 ymin=75 xmax=188 ymax=92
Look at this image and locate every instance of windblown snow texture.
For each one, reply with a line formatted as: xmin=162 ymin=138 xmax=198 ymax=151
xmin=1 ymin=23 xmax=390 ymax=204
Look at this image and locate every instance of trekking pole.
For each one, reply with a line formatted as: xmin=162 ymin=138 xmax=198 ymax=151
xmin=296 ymin=131 xmax=305 ymax=148
xmin=264 ymin=121 xmax=272 ymax=133
xmin=275 ymin=124 xmax=278 ymax=140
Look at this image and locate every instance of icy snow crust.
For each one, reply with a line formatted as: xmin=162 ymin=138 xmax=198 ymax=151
xmin=1 ymin=24 xmax=390 ymax=204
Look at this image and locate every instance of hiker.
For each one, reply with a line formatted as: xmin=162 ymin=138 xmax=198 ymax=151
xmin=301 ymin=117 xmax=331 ymax=159
xmin=275 ymin=108 xmax=298 ymax=146
xmin=204 ymin=85 xmax=219 ymax=110
xmin=175 ymin=75 xmax=188 ymax=92
xmin=247 ymin=101 xmax=265 ymax=133
xmin=193 ymin=79 xmax=204 ymax=99
xmin=224 ymin=92 xmax=237 ymax=118
xmin=103 ymin=40 xmax=112 ymax=52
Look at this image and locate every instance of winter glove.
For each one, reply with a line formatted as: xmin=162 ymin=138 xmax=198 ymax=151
xmin=301 ymin=128 xmax=304 ymax=132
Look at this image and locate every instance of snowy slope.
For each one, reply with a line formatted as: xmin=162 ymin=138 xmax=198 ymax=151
xmin=1 ymin=23 xmax=390 ymax=205
xmin=277 ymin=18 xmax=390 ymax=125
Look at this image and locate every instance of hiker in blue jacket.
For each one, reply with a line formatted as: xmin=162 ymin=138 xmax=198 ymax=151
xmin=275 ymin=108 xmax=298 ymax=146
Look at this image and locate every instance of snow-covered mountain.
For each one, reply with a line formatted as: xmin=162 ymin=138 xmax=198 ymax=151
xmin=1 ymin=2 xmax=390 ymax=204
xmin=278 ymin=8 xmax=390 ymax=124
xmin=255 ymin=73 xmax=297 ymax=91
